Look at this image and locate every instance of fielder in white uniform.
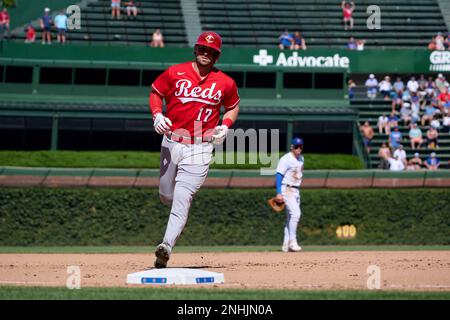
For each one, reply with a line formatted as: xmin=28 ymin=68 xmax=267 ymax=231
xmin=275 ymin=137 xmax=304 ymax=252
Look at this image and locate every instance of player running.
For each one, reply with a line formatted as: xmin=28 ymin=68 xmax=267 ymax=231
xmin=149 ymin=31 xmax=240 ymax=268
xmin=275 ymin=137 xmax=305 ymax=252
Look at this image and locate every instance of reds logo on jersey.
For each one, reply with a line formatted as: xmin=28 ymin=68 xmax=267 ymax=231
xmin=174 ymin=79 xmax=222 ymax=105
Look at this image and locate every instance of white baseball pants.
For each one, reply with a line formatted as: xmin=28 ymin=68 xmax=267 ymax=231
xmin=281 ymin=185 xmax=302 ymax=243
xmin=159 ymin=135 xmax=213 ymax=249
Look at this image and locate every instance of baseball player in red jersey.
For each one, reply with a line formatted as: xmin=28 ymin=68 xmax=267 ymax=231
xmin=149 ymin=31 xmax=240 ymax=268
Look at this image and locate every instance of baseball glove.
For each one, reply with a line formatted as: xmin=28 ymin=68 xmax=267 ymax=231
xmin=267 ymin=197 xmax=285 ymax=213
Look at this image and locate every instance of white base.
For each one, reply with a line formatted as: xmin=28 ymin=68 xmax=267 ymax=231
xmin=126 ymin=268 xmax=225 ymax=285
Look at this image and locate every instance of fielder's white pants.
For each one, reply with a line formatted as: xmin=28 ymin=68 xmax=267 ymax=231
xmin=281 ymin=185 xmax=302 ymax=243
xmin=159 ymin=135 xmax=213 ymax=249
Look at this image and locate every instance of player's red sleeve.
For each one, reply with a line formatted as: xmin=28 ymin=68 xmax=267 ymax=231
xmin=151 ymin=68 xmax=172 ymax=98
xmin=149 ymin=92 xmax=163 ymax=119
xmin=223 ymin=80 xmax=240 ymax=111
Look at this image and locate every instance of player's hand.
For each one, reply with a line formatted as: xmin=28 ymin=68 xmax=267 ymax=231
xmin=153 ymin=113 xmax=172 ymax=135
xmin=275 ymin=194 xmax=284 ymax=204
xmin=211 ymin=125 xmax=228 ymax=145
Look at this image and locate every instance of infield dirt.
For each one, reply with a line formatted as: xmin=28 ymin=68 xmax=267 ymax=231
xmin=0 ymin=251 xmax=449 ymax=291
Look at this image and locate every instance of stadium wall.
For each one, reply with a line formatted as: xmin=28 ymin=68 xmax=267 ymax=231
xmin=0 ymin=188 xmax=448 ymax=246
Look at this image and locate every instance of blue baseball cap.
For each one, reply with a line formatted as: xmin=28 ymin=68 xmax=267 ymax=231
xmin=291 ymin=137 xmax=304 ymax=146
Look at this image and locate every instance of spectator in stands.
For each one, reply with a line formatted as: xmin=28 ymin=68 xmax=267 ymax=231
xmin=438 ymin=86 xmax=450 ymax=113
xmin=0 ymin=7 xmax=10 ymax=40
xmin=377 ymin=113 xmax=389 ymax=134
xmin=356 ymin=39 xmax=366 ymax=51
xmin=360 ymin=121 xmax=374 ymax=153
xmin=443 ymin=113 xmax=450 ymax=133
xmin=54 ymin=11 xmax=68 ymax=44
xmin=421 ymin=103 xmax=437 ymax=126
xmin=378 ymin=142 xmax=391 ymax=169
xmin=389 ymin=126 xmax=402 ymax=149
xmin=348 ymin=79 xmax=356 ymax=99
xmin=400 ymin=102 xmax=412 ymax=126
xmin=445 ymin=33 xmax=450 ymax=49
xmin=379 ymin=76 xmax=392 ymax=101
xmin=408 ymin=123 xmax=423 ymax=150
xmin=430 ymin=114 xmax=441 ymax=131
xmin=393 ymin=144 xmax=407 ymax=167
xmin=426 ymin=126 xmax=439 ymax=149
xmin=435 ymin=32 xmax=445 ymax=51
xmin=407 ymin=76 xmax=419 ymax=94
xmin=417 ymin=74 xmax=426 ymax=87
xmin=435 ymin=74 xmax=449 ymax=91
xmin=292 ymin=31 xmax=307 ymax=50
xmin=428 ymin=36 xmax=436 ymax=51
xmin=406 ymin=153 xmax=422 ymax=171
xmin=393 ymin=76 xmax=404 ymax=95
xmin=418 ymin=82 xmax=427 ymax=109
xmin=365 ymin=74 xmax=378 ymax=100
xmin=424 ymin=152 xmax=440 ymax=170
xmin=278 ymin=30 xmax=293 ymax=50
xmin=111 ymin=0 xmax=121 ymax=19
xmin=341 ymin=1 xmax=355 ymax=30
xmin=388 ymin=111 xmax=399 ymax=129
xmin=24 ymin=23 xmax=36 ymax=44
xmin=40 ymin=8 xmax=52 ymax=45
xmin=346 ymin=36 xmax=357 ymax=50
xmin=390 ymin=90 xmax=403 ymax=113
xmin=387 ymin=154 xmax=405 ymax=171
xmin=124 ymin=1 xmax=138 ymax=18
xmin=150 ymin=28 xmax=164 ymax=48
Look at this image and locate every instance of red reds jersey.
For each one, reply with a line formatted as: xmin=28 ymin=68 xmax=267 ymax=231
xmin=151 ymin=61 xmax=240 ymax=137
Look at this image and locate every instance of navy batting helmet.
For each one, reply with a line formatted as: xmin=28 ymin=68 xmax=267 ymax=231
xmin=291 ymin=137 xmax=304 ymax=146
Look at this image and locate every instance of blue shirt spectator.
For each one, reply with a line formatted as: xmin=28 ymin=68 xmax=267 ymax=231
xmin=54 ymin=13 xmax=67 ymax=30
xmin=425 ymin=153 xmax=440 ymax=170
xmin=393 ymin=78 xmax=404 ymax=93
xmin=389 ymin=127 xmax=402 ymax=148
xmin=279 ymin=31 xmax=293 ymax=49
xmin=347 ymin=37 xmax=357 ymax=50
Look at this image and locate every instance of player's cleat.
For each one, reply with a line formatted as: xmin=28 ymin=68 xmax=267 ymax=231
xmin=154 ymin=243 xmax=171 ymax=268
xmin=281 ymin=242 xmax=289 ymax=253
xmin=288 ymin=240 xmax=302 ymax=252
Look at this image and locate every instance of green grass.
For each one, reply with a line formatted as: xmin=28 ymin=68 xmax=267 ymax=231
xmin=0 ymin=151 xmax=363 ymax=170
xmin=0 ymin=245 xmax=448 ymax=254
xmin=0 ymin=286 xmax=448 ymax=300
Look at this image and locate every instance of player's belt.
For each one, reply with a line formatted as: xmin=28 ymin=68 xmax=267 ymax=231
xmin=284 ymin=184 xmax=299 ymax=189
xmin=165 ymin=132 xmax=213 ymax=144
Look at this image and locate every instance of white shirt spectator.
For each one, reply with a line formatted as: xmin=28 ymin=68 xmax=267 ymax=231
xmin=431 ymin=119 xmax=440 ymax=129
xmin=407 ymin=79 xmax=419 ymax=93
xmin=443 ymin=115 xmax=450 ymax=127
xmin=379 ymin=80 xmax=392 ymax=92
xmin=388 ymin=157 xmax=405 ymax=171
xmin=393 ymin=148 xmax=407 ymax=163
xmin=378 ymin=115 xmax=388 ymax=126
xmin=365 ymin=78 xmax=378 ymax=88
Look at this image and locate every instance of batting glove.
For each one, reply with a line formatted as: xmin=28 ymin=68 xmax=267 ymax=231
xmin=153 ymin=113 xmax=172 ymax=135
xmin=212 ymin=125 xmax=229 ymax=145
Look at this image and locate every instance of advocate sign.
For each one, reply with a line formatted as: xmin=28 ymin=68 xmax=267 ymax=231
xmin=253 ymin=49 xmax=350 ymax=68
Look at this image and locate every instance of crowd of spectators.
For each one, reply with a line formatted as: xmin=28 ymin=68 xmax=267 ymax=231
xmin=111 ymin=0 xmax=139 ymax=20
xmin=358 ymin=72 xmax=449 ymax=170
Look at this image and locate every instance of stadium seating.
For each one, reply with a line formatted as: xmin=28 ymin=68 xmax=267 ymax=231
xmin=10 ymin=0 xmax=447 ymax=48
xmin=13 ymin=0 xmax=188 ymax=46
xmin=353 ymin=99 xmax=450 ymax=169
xmin=198 ymin=0 xmax=447 ymax=48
